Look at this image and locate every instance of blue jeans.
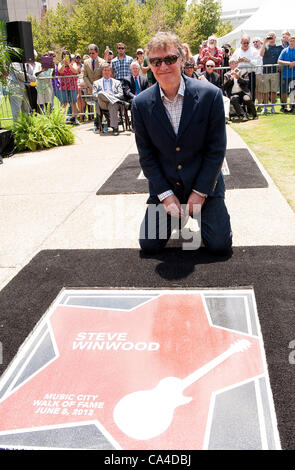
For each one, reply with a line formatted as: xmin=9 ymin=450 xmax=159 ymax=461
xmin=139 ymin=196 xmax=232 ymax=254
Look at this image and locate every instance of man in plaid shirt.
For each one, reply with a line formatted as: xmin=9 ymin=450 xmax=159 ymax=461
xmin=111 ymin=42 xmax=133 ymax=81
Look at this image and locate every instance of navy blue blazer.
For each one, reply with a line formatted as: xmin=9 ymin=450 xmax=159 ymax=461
xmin=132 ymin=74 xmax=226 ymax=202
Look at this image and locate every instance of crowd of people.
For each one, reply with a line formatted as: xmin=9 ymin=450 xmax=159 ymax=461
xmin=6 ymin=30 xmax=295 ymax=128
xmin=182 ymin=30 xmax=295 ymax=121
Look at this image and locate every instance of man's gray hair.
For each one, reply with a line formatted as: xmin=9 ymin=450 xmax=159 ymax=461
xmin=88 ymin=44 xmax=98 ymax=52
xmin=101 ymin=62 xmax=111 ymax=70
xmin=146 ymin=31 xmax=185 ymax=61
xmin=130 ymin=61 xmax=140 ymax=70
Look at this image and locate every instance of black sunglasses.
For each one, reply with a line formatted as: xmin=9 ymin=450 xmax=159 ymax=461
xmin=149 ymin=54 xmax=179 ymax=67
xmin=206 ymin=65 xmax=214 ymax=68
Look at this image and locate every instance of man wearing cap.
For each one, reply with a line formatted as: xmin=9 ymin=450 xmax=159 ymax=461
xmin=260 ymin=33 xmax=284 ymax=113
xmin=135 ymin=48 xmax=146 ymax=77
xmin=278 ymin=34 xmax=295 ymax=112
xmin=103 ymin=48 xmax=114 ymax=64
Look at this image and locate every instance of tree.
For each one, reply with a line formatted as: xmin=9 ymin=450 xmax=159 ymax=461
xmin=178 ymin=0 xmax=231 ymax=54
xmin=139 ymin=0 xmax=186 ymax=46
xmin=30 ymin=0 xmax=187 ymax=58
xmin=29 ymin=4 xmax=79 ymax=56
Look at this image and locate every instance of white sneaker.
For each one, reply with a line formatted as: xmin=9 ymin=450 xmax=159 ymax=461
xmin=261 ymin=107 xmax=268 ymax=114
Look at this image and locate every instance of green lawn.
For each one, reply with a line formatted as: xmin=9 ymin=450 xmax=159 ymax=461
xmin=230 ymin=113 xmax=295 ymax=212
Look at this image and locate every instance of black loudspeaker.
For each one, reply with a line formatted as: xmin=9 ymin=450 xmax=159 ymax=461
xmin=6 ymin=21 xmax=34 ymax=63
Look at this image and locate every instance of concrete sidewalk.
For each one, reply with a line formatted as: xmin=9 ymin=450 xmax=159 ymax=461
xmin=0 ymin=122 xmax=295 ymax=290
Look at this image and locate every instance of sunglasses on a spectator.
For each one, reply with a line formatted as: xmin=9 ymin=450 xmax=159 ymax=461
xmin=206 ymin=65 xmax=214 ymax=68
xmin=149 ymin=54 xmax=179 ymax=67
xmin=117 ymin=47 xmax=125 ymax=50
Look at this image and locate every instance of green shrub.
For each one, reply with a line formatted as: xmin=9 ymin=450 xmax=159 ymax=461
xmin=13 ymin=107 xmax=75 ymax=152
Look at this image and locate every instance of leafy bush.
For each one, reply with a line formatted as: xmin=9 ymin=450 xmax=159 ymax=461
xmin=13 ymin=106 xmax=75 ymax=152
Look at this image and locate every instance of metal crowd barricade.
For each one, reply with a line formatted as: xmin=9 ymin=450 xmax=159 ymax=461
xmin=215 ymin=63 xmax=295 ymax=108
xmin=1 ymin=66 xmax=295 ymax=128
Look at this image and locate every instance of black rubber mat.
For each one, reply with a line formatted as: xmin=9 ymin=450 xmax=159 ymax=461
xmin=96 ymin=149 xmax=268 ymax=195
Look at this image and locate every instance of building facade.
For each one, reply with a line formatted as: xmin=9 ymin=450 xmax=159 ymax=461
xmin=0 ymin=0 xmax=76 ymax=22
xmin=221 ymin=7 xmax=259 ymax=27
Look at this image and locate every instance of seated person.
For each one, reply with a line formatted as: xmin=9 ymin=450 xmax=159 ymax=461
xmin=183 ymin=60 xmax=199 ymax=78
xmin=198 ymin=60 xmax=222 ymax=88
xmin=122 ymin=61 xmax=148 ymax=104
xmin=223 ymin=58 xmax=258 ymax=120
xmin=92 ymin=63 xmax=124 ymax=135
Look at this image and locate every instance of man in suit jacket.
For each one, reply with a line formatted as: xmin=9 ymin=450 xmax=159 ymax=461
xmin=122 ymin=62 xmax=148 ymax=103
xmin=83 ymin=44 xmax=106 ymax=131
xmin=132 ymin=31 xmax=232 ymax=254
xmin=199 ymin=60 xmax=222 ymax=88
xmin=223 ymin=58 xmax=257 ymax=120
xmin=122 ymin=61 xmax=148 ymax=129
xmin=83 ymin=44 xmax=106 ymax=93
xmin=92 ymin=63 xmax=124 ymax=135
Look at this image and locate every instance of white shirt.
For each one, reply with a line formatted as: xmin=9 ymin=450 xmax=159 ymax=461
xmin=157 ymin=77 xmax=207 ymax=201
xmin=231 ymin=47 xmax=260 ymax=73
xmin=232 ymin=78 xmax=242 ymax=94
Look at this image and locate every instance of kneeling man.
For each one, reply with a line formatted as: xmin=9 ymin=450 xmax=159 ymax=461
xmin=132 ymin=31 xmax=232 ymax=254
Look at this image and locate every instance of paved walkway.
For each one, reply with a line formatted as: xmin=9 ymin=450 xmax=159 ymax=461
xmin=0 ymin=123 xmax=295 ymax=290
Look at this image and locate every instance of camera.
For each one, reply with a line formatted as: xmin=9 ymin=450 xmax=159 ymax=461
xmin=224 ymin=48 xmax=229 ymax=53
xmin=41 ymin=55 xmax=54 ymax=69
xmin=267 ymin=35 xmax=273 ymax=40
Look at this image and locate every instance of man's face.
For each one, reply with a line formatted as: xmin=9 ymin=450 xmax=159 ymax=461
xmin=267 ymin=34 xmax=276 ymax=46
xmin=230 ymin=61 xmax=238 ymax=70
xmin=241 ymin=39 xmax=250 ymax=51
xmin=184 ymin=65 xmax=194 ymax=77
xmin=89 ymin=48 xmax=98 ymax=60
xmin=148 ymin=46 xmax=182 ymax=90
xmin=117 ymin=45 xmax=126 ymax=58
xmin=208 ymin=39 xmax=216 ymax=49
xmin=131 ymin=65 xmax=140 ymax=77
xmin=102 ymin=66 xmax=112 ymax=79
xmin=253 ymin=40 xmax=261 ymax=49
xmin=206 ymin=63 xmax=214 ymax=74
xmin=289 ymin=37 xmax=295 ymax=48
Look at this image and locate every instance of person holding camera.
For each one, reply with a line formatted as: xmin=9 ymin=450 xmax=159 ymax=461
xmin=221 ymin=44 xmax=231 ymax=81
xmin=231 ymin=36 xmax=260 ymax=102
xmin=57 ymin=50 xmax=80 ymax=125
xmin=259 ymin=32 xmax=283 ymax=114
xmin=35 ymin=54 xmax=54 ymax=113
xmin=278 ymin=34 xmax=295 ymax=112
xmin=223 ymin=58 xmax=258 ymax=121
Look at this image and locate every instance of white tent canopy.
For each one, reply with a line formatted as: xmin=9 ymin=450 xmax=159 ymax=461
xmin=217 ymin=0 xmax=295 ymax=49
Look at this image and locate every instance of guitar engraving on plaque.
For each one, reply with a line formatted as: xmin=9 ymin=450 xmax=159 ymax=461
xmin=113 ymin=339 xmax=251 ymax=440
